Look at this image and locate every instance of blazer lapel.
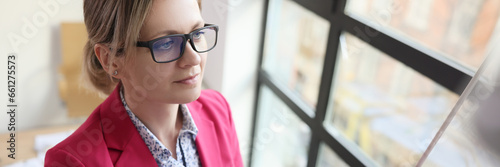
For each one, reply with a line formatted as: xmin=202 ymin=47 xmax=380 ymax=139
xmin=99 ymin=83 xmax=157 ymax=166
xmin=188 ymin=101 xmax=223 ymax=167
xmin=114 ymin=132 xmax=157 ymax=166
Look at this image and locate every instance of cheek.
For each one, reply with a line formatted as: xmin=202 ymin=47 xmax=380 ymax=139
xmin=200 ymin=53 xmax=207 ymax=73
xmin=124 ymin=51 xmax=177 ymax=87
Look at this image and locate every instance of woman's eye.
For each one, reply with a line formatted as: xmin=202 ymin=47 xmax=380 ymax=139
xmin=158 ymin=41 xmax=174 ymax=50
xmin=193 ymin=31 xmax=205 ymax=40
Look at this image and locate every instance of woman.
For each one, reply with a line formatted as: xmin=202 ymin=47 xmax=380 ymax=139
xmin=44 ymin=0 xmax=243 ymax=166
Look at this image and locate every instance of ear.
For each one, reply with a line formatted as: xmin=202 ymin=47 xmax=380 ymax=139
xmin=94 ymin=44 xmax=124 ymax=79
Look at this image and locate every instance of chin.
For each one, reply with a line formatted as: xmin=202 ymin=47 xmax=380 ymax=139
xmin=170 ymin=86 xmax=202 ymax=104
xmin=184 ymin=89 xmax=202 ymax=103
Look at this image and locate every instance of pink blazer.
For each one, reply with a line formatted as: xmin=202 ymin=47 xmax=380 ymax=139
xmin=45 ymin=84 xmax=243 ymax=167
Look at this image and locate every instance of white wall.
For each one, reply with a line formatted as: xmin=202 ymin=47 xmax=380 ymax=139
xmin=0 ymin=0 xmax=84 ymax=133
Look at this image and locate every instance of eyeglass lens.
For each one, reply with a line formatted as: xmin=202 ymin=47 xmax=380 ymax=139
xmin=151 ymin=27 xmax=217 ymax=62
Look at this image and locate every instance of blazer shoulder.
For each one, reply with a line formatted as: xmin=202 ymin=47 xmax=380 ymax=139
xmin=45 ymin=106 xmax=110 ymax=166
xmin=199 ymin=89 xmax=227 ymax=103
xmin=192 ymin=90 xmax=243 ymax=167
xmin=197 ymin=89 xmax=230 ymax=110
xmin=192 ymin=89 xmax=232 ymax=124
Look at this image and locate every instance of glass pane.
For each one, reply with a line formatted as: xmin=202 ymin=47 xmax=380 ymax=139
xmin=420 ymin=43 xmax=500 ymax=166
xmin=346 ymin=0 xmax=500 ymax=70
xmin=317 ymin=143 xmax=349 ymax=167
xmin=325 ymin=33 xmax=459 ymax=166
xmin=262 ymin=0 xmax=330 ymax=108
xmin=252 ymin=86 xmax=311 ymax=167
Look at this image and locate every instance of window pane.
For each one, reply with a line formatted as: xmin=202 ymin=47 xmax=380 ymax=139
xmin=421 ymin=46 xmax=500 ymax=166
xmin=346 ymin=0 xmax=500 ymax=70
xmin=252 ymin=86 xmax=311 ymax=167
xmin=325 ymin=33 xmax=459 ymax=166
xmin=317 ymin=143 xmax=349 ymax=167
xmin=262 ymin=0 xmax=330 ymax=108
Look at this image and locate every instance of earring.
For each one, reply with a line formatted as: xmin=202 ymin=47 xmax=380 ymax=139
xmin=113 ymin=70 xmax=118 ymax=76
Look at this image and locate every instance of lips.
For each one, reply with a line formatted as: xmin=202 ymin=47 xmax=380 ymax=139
xmin=174 ymin=74 xmax=199 ymax=85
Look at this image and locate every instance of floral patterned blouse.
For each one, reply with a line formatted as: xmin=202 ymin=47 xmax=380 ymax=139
xmin=120 ymin=88 xmax=201 ymax=167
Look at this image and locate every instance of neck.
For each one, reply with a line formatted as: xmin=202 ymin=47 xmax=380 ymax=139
xmin=122 ymin=87 xmax=183 ymax=145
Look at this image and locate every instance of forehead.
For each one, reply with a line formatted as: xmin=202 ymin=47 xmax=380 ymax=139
xmin=140 ymin=0 xmax=203 ymax=40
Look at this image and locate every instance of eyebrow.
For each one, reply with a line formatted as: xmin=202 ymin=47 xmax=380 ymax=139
xmin=151 ymin=21 xmax=205 ymax=39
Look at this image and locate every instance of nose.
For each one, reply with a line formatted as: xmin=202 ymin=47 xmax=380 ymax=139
xmin=178 ymin=41 xmax=201 ymax=68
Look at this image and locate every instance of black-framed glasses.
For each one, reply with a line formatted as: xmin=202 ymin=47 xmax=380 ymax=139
xmin=137 ymin=24 xmax=219 ymax=63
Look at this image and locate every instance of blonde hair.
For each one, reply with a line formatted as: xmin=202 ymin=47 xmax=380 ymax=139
xmin=82 ymin=0 xmax=202 ymax=95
